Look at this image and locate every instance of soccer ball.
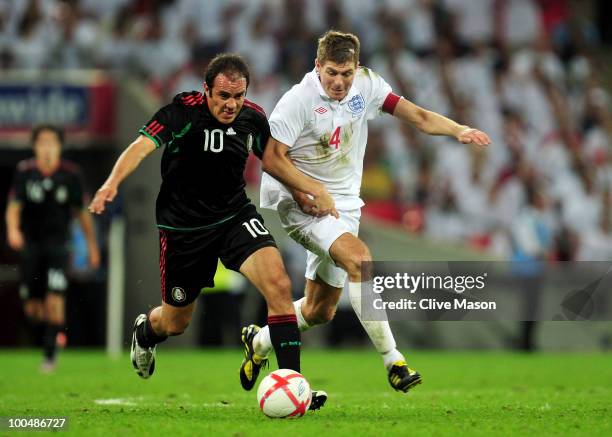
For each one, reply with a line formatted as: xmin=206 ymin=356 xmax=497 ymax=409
xmin=257 ymin=369 xmax=312 ymax=418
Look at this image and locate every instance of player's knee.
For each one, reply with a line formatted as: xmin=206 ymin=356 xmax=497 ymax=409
xmin=24 ymin=305 xmax=41 ymax=322
xmin=345 ymin=247 xmax=372 ymax=280
xmin=275 ymin=270 xmax=292 ymax=292
xmin=164 ymin=316 xmax=191 ymax=336
xmin=165 ymin=324 xmax=188 ymax=336
xmin=47 ymin=315 xmax=64 ymax=325
xmin=266 ymin=271 xmax=292 ymax=298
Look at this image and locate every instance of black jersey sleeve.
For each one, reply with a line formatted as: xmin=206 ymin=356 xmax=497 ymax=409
xmin=244 ymin=100 xmax=271 ymax=160
xmin=138 ymin=93 xmax=197 ymax=149
xmin=8 ymin=162 xmax=27 ymax=203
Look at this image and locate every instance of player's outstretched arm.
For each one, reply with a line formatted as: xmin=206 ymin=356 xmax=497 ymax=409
xmin=262 ymin=137 xmax=339 ymax=218
xmin=89 ymin=135 xmax=156 ymax=215
xmin=392 ymin=98 xmax=491 ymax=146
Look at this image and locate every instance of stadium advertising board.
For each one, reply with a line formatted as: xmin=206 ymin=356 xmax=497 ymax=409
xmin=0 ymin=74 xmax=115 ymax=145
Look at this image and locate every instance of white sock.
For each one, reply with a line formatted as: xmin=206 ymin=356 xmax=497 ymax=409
xmin=253 ymin=325 xmax=271 ymax=357
xmin=348 ymin=281 xmax=403 ymax=369
xmin=293 ymin=297 xmax=311 ymax=331
xmin=382 ymin=349 xmax=405 ymax=369
xmin=253 ymin=298 xmax=310 ymax=358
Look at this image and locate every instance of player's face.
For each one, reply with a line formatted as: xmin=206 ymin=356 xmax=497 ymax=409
xmin=316 ymin=59 xmax=357 ymax=101
xmin=206 ymin=74 xmax=247 ymax=124
xmin=33 ymin=130 xmax=62 ymax=167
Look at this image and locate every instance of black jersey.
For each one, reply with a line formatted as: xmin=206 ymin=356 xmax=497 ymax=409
xmin=139 ymin=91 xmax=271 ymax=231
xmin=9 ymin=159 xmax=85 ymax=245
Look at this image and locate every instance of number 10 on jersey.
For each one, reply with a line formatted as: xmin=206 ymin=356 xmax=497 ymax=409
xmin=203 ymin=129 xmax=224 ymax=153
xmin=242 ymin=218 xmax=269 ymax=238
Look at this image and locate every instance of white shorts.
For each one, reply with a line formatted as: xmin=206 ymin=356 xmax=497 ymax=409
xmin=277 ymin=197 xmax=361 ymax=288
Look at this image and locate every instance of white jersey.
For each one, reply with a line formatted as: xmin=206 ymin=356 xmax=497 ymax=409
xmin=260 ymin=67 xmax=395 ymax=210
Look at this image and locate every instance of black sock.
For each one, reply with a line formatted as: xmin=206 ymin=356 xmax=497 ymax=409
xmin=268 ymin=314 xmax=301 ymax=372
xmin=43 ymin=323 xmax=60 ymax=361
xmin=29 ymin=320 xmax=45 ymax=347
xmin=136 ymin=311 xmax=167 ymax=348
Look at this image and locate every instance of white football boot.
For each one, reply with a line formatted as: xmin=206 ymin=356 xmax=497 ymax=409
xmin=130 ymin=314 xmax=156 ymax=379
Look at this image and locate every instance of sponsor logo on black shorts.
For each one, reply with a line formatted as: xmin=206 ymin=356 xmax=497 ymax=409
xmin=172 ymin=287 xmax=186 ymax=302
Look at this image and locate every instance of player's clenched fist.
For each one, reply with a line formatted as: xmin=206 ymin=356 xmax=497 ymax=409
xmin=89 ymin=184 xmax=117 ymax=214
xmin=312 ymin=187 xmax=339 ymax=219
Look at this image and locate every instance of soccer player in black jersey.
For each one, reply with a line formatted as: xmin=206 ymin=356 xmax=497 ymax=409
xmin=89 ymin=54 xmax=333 ymax=410
xmin=5 ymin=124 xmax=101 ymax=372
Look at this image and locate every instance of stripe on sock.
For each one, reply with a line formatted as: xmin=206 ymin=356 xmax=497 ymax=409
xmin=268 ymin=314 xmax=297 ymax=325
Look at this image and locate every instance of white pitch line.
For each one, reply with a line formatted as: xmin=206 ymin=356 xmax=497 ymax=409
xmin=94 ymin=398 xmax=138 ymax=406
xmin=93 ymin=398 xmax=234 ymax=408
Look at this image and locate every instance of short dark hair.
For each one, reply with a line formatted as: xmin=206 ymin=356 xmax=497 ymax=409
xmin=317 ymin=30 xmax=360 ymax=66
xmin=204 ymin=53 xmax=250 ymax=92
xmin=31 ymin=124 xmax=64 ymax=146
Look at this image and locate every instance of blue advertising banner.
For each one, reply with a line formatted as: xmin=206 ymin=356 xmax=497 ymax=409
xmin=0 ymin=79 xmax=115 ymax=141
xmin=0 ymin=85 xmax=89 ymax=127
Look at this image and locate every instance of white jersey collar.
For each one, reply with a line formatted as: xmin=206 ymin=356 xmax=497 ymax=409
xmin=306 ymin=68 xmax=360 ymax=105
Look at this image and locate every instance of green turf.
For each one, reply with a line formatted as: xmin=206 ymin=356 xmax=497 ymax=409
xmin=0 ymin=349 xmax=611 ymax=436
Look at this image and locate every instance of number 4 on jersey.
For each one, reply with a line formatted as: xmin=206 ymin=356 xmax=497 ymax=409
xmin=329 ymin=126 xmax=341 ymax=149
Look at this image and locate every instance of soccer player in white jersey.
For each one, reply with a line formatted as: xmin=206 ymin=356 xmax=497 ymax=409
xmin=239 ymin=31 xmax=491 ymax=393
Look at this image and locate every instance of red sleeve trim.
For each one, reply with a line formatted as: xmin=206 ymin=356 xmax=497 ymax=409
xmin=180 ymin=92 xmax=205 ymax=106
xmin=382 ymin=92 xmax=401 ymax=114
xmin=143 ymin=120 xmax=165 ymax=137
xmin=243 ymin=99 xmax=267 ymax=117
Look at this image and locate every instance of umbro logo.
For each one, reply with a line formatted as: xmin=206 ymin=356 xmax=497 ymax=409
xmin=314 ymin=107 xmax=328 ymax=114
xmin=226 ymin=127 xmax=237 ymax=135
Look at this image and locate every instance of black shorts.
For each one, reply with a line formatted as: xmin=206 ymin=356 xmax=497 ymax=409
xmin=159 ymin=203 xmax=276 ymax=307
xmin=20 ymin=243 xmax=69 ymax=300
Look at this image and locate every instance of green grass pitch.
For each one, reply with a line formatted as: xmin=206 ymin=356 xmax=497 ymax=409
xmin=1 ymin=349 xmax=611 ymax=436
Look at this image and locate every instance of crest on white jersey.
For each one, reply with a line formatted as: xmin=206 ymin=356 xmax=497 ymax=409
xmin=314 ymin=106 xmax=327 ymax=114
xmin=347 ymin=94 xmax=365 ymax=115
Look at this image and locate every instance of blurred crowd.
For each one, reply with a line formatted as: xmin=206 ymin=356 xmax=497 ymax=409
xmin=1 ymin=0 xmax=611 ymax=262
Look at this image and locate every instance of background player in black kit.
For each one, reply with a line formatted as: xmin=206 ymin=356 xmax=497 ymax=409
xmin=5 ymin=124 xmax=101 ymax=372
xmin=89 ymin=54 xmax=332 ymax=409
